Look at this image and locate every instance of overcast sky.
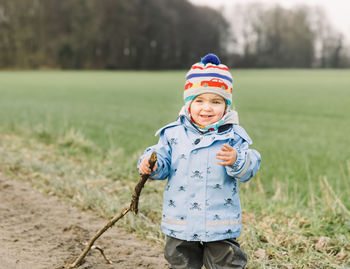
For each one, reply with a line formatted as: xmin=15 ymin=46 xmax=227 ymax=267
xmin=189 ymin=0 xmax=350 ymax=40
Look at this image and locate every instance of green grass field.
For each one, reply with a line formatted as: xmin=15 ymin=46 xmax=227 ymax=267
xmin=0 ymin=70 xmax=349 ymax=268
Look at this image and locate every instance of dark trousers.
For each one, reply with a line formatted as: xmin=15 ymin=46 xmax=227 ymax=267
xmin=164 ymin=236 xmax=247 ymax=269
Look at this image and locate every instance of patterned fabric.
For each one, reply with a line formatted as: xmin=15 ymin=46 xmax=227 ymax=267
xmin=184 ymin=54 xmax=233 ymax=105
xmin=138 ymin=115 xmax=261 ymax=242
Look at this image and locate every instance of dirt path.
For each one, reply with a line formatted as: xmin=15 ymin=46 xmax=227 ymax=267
xmin=0 ymin=174 xmax=168 ymax=269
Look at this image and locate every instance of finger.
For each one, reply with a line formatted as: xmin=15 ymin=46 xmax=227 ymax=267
xmin=152 ymin=162 xmax=158 ymax=171
xmin=217 ymin=160 xmax=231 ymax=166
xmin=216 ymin=151 xmax=232 ymax=157
xmin=140 ymin=162 xmax=146 ymax=170
xmin=220 ymin=147 xmax=232 ymax=152
xmin=140 ymin=167 xmax=147 ymax=175
xmin=222 ymin=144 xmax=234 ymax=151
xmin=140 ymin=158 xmax=151 ymax=173
xmin=220 ymin=146 xmax=229 ymax=152
xmin=140 ymin=164 xmax=151 ymax=174
xmin=139 ymin=165 xmax=144 ymax=174
xmin=216 ymin=151 xmax=232 ymax=156
xmin=143 ymin=169 xmax=151 ymax=175
xmin=216 ymin=155 xmax=230 ymax=161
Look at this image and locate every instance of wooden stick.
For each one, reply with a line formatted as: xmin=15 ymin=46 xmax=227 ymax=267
xmin=91 ymin=245 xmax=113 ymax=264
xmin=67 ymin=152 xmax=157 ymax=268
xmin=130 ymin=152 xmax=157 ymax=214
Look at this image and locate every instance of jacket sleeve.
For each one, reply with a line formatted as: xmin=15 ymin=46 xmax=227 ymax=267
xmin=137 ymin=130 xmax=171 ymax=180
xmin=225 ymin=126 xmax=261 ymax=182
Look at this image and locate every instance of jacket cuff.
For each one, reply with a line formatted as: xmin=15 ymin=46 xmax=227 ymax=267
xmin=232 ymin=147 xmax=246 ymax=171
xmin=225 ymin=147 xmax=248 ymax=177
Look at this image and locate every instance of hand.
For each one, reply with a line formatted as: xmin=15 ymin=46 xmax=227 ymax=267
xmin=139 ymin=156 xmax=158 ymax=175
xmin=216 ymin=144 xmax=237 ymax=166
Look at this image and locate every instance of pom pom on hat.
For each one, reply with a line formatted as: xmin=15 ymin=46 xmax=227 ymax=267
xmin=184 ymin=53 xmax=233 ymax=105
xmin=201 ymin=53 xmax=221 ymax=65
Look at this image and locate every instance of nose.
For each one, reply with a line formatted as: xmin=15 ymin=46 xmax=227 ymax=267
xmin=203 ymin=102 xmax=212 ymax=110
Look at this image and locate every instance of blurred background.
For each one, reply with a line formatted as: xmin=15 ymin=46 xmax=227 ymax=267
xmin=0 ymin=0 xmax=349 ymax=69
xmin=0 ymin=1 xmax=349 ymax=267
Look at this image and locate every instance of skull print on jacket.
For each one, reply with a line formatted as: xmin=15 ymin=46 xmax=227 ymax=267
xmin=138 ymin=115 xmax=261 ymax=242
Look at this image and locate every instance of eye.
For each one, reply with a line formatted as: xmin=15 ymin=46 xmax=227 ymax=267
xmin=195 ymin=99 xmax=203 ymax=103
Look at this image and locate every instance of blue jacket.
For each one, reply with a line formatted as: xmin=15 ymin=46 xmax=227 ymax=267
xmin=139 ymin=115 xmax=261 ymax=242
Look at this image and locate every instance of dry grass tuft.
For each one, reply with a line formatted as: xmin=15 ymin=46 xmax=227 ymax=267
xmin=0 ymin=131 xmax=349 ymax=268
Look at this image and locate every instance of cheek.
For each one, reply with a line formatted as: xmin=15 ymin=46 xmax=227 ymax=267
xmin=189 ymin=103 xmax=198 ymax=114
xmin=216 ymin=106 xmax=226 ymax=117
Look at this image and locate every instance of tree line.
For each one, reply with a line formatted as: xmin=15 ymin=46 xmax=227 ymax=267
xmin=0 ymin=0 xmax=228 ymax=69
xmin=224 ymin=3 xmax=349 ymax=68
xmin=0 ymin=0 xmax=348 ymax=69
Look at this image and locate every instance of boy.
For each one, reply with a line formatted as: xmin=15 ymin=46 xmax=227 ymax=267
xmin=138 ymin=54 xmax=261 ymax=269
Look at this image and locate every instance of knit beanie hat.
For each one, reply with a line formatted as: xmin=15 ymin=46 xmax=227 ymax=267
xmin=184 ymin=53 xmax=233 ymax=105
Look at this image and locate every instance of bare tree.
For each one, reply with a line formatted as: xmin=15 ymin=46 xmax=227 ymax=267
xmin=310 ymin=6 xmax=345 ymax=68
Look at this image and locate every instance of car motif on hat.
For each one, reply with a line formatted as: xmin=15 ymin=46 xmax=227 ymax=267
xmin=201 ymin=78 xmax=228 ymax=89
xmin=185 ymin=82 xmax=193 ymax=90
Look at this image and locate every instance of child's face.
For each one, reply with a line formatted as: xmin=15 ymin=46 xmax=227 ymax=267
xmin=190 ymin=93 xmax=226 ymax=127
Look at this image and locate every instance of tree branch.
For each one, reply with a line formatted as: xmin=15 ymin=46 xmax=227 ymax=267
xmin=66 ymin=152 xmax=157 ymax=268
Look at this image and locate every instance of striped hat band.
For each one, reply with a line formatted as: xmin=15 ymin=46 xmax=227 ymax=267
xmin=184 ymin=54 xmax=233 ymax=105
